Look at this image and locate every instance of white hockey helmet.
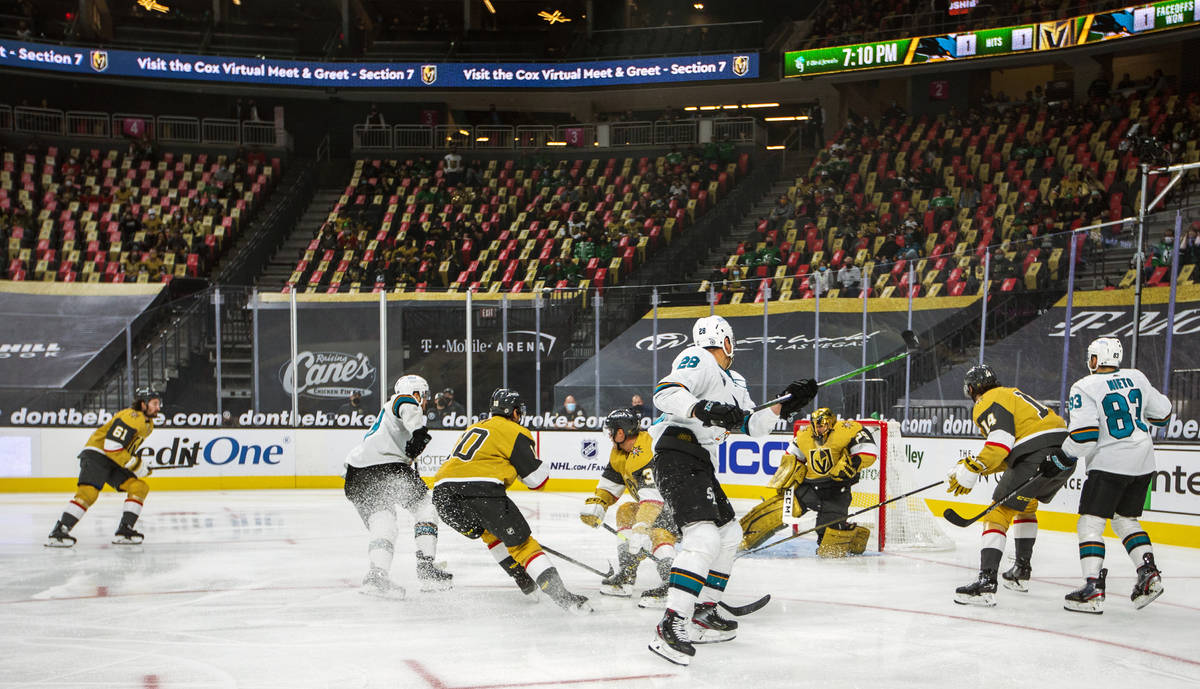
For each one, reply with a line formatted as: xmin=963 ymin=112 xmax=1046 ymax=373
xmin=1086 ymin=337 xmax=1123 ymax=373
xmin=693 ymin=315 xmax=735 ymax=359
xmin=394 ymin=374 xmax=430 ymax=402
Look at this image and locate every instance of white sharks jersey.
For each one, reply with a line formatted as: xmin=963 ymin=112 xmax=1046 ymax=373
xmin=345 ymin=392 xmax=427 ymax=469
xmin=649 ymin=345 xmax=779 ymax=464
xmin=1062 ymin=368 xmax=1172 ymax=476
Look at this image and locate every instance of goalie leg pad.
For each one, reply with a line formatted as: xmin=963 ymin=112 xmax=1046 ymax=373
xmin=737 ymin=494 xmax=787 ymax=551
xmin=817 ymin=525 xmax=856 ymax=558
xmin=848 ymin=524 xmax=871 ymax=554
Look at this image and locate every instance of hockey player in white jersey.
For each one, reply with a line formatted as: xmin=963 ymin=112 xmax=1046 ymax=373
xmin=1060 ymin=337 xmax=1172 ymax=613
xmin=343 ymin=374 xmax=452 ymax=598
xmin=647 ymin=314 xmax=817 ymax=665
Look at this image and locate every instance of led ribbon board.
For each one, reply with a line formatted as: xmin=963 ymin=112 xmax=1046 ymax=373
xmin=784 ymin=0 xmax=1200 ymax=77
xmin=0 ymin=41 xmax=758 ymax=88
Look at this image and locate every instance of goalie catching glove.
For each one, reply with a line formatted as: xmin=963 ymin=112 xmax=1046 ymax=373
xmin=691 ymin=400 xmax=748 ymax=431
xmin=579 ymin=492 xmax=615 ymax=528
xmin=946 ymin=455 xmax=986 ymax=496
xmin=777 ymin=379 xmax=819 ymax=418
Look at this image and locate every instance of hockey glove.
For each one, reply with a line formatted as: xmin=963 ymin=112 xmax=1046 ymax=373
xmin=946 ymin=459 xmax=980 ymax=496
xmin=831 ymin=455 xmax=863 ymax=482
xmin=692 ymin=400 xmax=748 ymax=431
xmin=579 ymin=496 xmax=607 ymax=528
xmin=627 ymin=522 xmax=653 ymax=555
xmin=777 ymin=379 xmax=819 ymax=418
xmin=405 ymin=427 xmax=432 ymax=460
xmin=1038 ymin=448 xmax=1078 ymax=479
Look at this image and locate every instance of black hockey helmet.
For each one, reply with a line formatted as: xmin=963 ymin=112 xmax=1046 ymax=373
xmin=604 ymin=408 xmax=640 ymax=439
xmin=489 ymin=388 xmax=526 ymax=418
xmin=963 ymin=364 xmax=999 ymax=400
xmin=134 ymin=386 xmax=161 ymax=404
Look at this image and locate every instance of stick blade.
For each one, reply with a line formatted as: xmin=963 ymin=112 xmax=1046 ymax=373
xmin=942 ymin=507 xmax=974 ymax=528
xmin=719 ymin=594 xmax=771 ymax=616
xmin=901 ymin=329 xmax=920 ymax=350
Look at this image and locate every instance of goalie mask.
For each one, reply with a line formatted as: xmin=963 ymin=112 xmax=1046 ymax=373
xmin=1086 ymin=337 xmax=1123 ymax=373
xmin=810 ymin=407 xmax=837 ymax=443
xmin=394 ymin=374 xmax=430 ymax=405
xmin=692 ymin=315 xmax=735 ymax=367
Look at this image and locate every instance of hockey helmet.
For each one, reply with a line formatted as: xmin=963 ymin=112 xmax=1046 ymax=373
xmin=963 ymin=364 xmax=1000 ymax=400
xmin=693 ymin=315 xmax=735 ymax=360
xmin=394 ymin=374 xmax=430 ymax=403
xmin=489 ymin=388 xmax=527 ymax=419
xmin=1086 ymin=337 xmax=1123 ymax=373
xmin=809 ymin=407 xmax=837 ymax=442
xmin=604 ymin=408 xmax=641 ymax=441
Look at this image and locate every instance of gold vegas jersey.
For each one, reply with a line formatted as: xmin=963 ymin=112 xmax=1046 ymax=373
xmin=84 ymin=408 xmax=155 ymax=467
xmin=594 ymin=432 xmax=661 ymax=503
xmin=971 ymin=386 xmax=1068 ymax=473
xmin=783 ymin=419 xmax=878 ymax=485
xmin=433 ymin=415 xmax=550 ymax=490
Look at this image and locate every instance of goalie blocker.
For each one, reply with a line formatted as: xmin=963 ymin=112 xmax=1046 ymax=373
xmin=739 ymin=417 xmax=951 ymax=555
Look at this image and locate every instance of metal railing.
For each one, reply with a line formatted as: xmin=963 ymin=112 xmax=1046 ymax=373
xmin=714 ymin=117 xmax=756 ymax=143
xmin=653 ymin=120 xmax=698 ymax=146
xmin=3 ymin=104 xmax=288 ymax=148
xmin=354 ymin=124 xmax=393 ymax=150
xmin=610 ymin=120 xmax=655 ymax=147
xmin=473 ymin=125 xmax=515 ymax=150
xmin=435 ymin=125 xmax=473 ymax=150
xmin=394 ymin=124 xmax=435 ymax=149
xmin=516 ymin=125 xmax=556 ymax=148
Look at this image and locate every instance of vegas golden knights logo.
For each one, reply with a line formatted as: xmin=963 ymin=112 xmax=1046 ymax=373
xmin=732 ymin=55 xmax=749 ymax=77
xmin=1037 ymin=20 xmax=1076 ymax=50
xmin=421 ymin=65 xmax=437 ymax=85
xmin=90 ymin=50 xmax=109 ymax=72
xmin=809 ymin=448 xmax=834 ymax=476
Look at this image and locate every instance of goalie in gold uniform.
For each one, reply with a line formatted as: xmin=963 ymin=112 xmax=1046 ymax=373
xmin=739 ymin=408 xmax=878 ymax=557
xmin=947 ymin=364 xmax=1071 ymax=606
xmin=46 ymin=388 xmax=161 ymax=547
xmin=580 ymin=408 xmax=678 ymax=607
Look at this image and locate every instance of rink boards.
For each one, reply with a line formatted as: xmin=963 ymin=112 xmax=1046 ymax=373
xmin=1 ymin=426 xmax=1197 ymax=547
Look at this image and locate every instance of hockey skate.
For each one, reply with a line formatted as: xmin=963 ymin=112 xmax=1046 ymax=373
xmin=1131 ymin=554 xmax=1163 ymax=609
xmin=1064 ymin=568 xmax=1106 ymax=614
xmin=690 ymin=602 xmax=738 ymax=644
xmin=416 ymin=556 xmax=454 ymax=592
xmin=638 ymin=583 xmax=668 ymax=609
xmin=111 ymin=524 xmax=144 ymax=545
xmin=599 ymin=566 xmax=637 ymax=598
xmin=954 ymin=569 xmax=998 ymax=607
xmin=1001 ymin=558 xmax=1032 ymax=593
xmin=45 ymin=522 xmax=76 ymax=548
xmin=360 ymin=567 xmax=406 ymax=600
xmin=648 ymin=609 xmax=695 ymax=666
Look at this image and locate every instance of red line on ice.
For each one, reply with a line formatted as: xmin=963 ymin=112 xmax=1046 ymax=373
xmin=404 ymin=659 xmax=673 ymax=689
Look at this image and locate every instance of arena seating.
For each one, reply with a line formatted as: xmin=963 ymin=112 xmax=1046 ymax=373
xmin=283 ymin=150 xmax=750 ymax=294
xmin=0 ymin=145 xmax=277 ymax=283
xmin=707 ymin=88 xmax=1200 ymax=302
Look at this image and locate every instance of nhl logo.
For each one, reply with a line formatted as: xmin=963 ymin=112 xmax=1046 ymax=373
xmin=581 ymin=438 xmax=597 ymax=460
xmin=421 ymin=64 xmax=438 ymax=85
xmin=732 ymin=55 xmax=749 ymax=77
xmin=90 ymin=50 xmax=109 ymax=72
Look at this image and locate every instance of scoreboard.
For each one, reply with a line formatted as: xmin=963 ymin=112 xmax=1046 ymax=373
xmin=785 ymin=1 xmax=1200 ymax=78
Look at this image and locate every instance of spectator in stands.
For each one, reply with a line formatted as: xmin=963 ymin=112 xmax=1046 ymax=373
xmin=766 ymin=195 xmax=791 ymax=231
xmin=1181 ymin=225 xmax=1200 ymax=266
xmin=559 ymin=395 xmax=586 ymax=419
xmin=139 ymin=248 xmax=164 ymax=280
xmin=808 ymin=101 xmax=825 ymax=150
xmin=443 ymin=147 xmax=463 ymax=187
xmin=992 ymin=250 xmax=1018 ymax=283
xmin=247 ymin=99 xmax=262 ymax=122
xmin=958 ymin=182 xmax=981 ymax=212
xmin=16 ymin=20 xmax=31 ymax=39
xmin=930 ymin=189 xmax=956 ymax=227
xmin=1152 ymin=230 xmax=1175 ymax=268
xmin=441 ymin=388 xmax=466 ymax=418
xmin=809 ymin=261 xmax=832 ymax=296
xmin=425 ymin=392 xmax=451 ymax=429
xmin=338 ymin=391 xmax=366 ymax=415
xmin=630 ymin=394 xmax=649 ymax=420
xmin=837 ymin=258 xmax=862 ymax=298
xmin=365 ymin=105 xmax=387 ymax=129
xmin=757 ymin=239 xmax=781 ymax=268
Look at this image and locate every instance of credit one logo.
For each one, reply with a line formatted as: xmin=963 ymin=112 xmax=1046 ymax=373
xmin=137 ymin=436 xmax=287 ymax=467
xmin=716 ymin=439 xmax=790 ymax=475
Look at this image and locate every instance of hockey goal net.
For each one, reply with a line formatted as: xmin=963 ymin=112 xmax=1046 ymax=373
xmin=789 ymin=418 xmax=953 ymax=552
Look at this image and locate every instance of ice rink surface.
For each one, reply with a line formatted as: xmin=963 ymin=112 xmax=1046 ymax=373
xmin=1 ymin=489 xmax=1197 ymax=689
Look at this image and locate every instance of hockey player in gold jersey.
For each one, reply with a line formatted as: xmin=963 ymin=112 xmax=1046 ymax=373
xmin=46 ymin=388 xmax=161 ymax=547
xmin=739 ymin=408 xmax=877 ymax=557
xmin=580 ymin=408 xmax=678 ymax=606
xmin=433 ymin=388 xmax=592 ymax=613
xmin=947 ymin=364 xmax=1071 ymax=606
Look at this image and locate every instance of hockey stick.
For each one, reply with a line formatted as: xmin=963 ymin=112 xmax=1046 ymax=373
xmin=600 ymin=523 xmax=771 ymax=616
xmin=751 ymin=329 xmax=921 ymax=412
xmin=147 ymin=463 xmax=198 ymax=471
xmin=539 ymin=543 xmax=614 ymax=578
xmin=738 ymin=479 xmax=945 ymax=557
xmin=942 ymin=474 xmax=1041 ymax=528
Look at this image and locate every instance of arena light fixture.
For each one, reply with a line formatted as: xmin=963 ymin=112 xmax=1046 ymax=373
xmin=764 ymin=115 xmax=811 ymax=121
xmin=744 ymin=102 xmax=780 ymax=108
xmin=483 ymin=0 xmax=496 ymax=14
xmin=546 ymin=141 xmax=567 ymax=146
xmin=137 ymin=0 xmax=170 ymax=13
xmin=476 ymin=137 xmax=489 ymax=142
xmin=538 ymin=9 xmax=571 ymax=24
xmin=693 ymin=2 xmax=705 ymax=9
xmin=766 ymin=145 xmax=785 ymax=150
xmin=685 ymin=103 xmax=780 ymax=111
xmin=458 ymin=129 xmax=470 ymax=136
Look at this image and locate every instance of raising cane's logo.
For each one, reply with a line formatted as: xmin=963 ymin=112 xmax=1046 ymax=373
xmin=279 ymin=351 xmax=377 ymax=399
